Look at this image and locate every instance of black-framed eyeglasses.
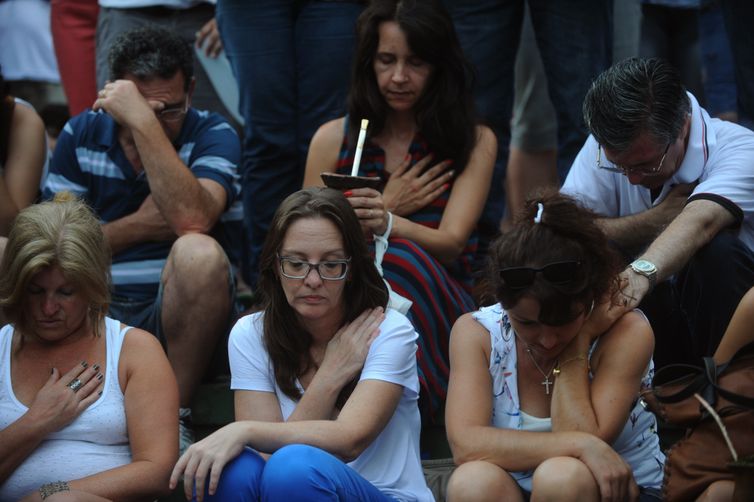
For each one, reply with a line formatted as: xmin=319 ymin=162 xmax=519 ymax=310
xmin=278 ymin=255 xmax=351 ymax=281
xmin=499 ymin=261 xmax=582 ymax=289
xmin=596 ymin=142 xmax=670 ymax=177
xmin=157 ymin=96 xmax=189 ymax=122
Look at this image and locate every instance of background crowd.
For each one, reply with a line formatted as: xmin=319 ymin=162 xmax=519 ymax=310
xmin=1 ymin=0 xmax=754 ymax=501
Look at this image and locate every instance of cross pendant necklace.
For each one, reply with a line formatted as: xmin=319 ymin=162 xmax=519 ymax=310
xmin=524 ymin=347 xmax=557 ymax=395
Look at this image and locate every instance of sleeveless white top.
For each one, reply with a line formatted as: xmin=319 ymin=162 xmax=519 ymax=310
xmin=473 ymin=304 xmax=665 ymax=492
xmin=0 ymin=317 xmax=132 ymax=501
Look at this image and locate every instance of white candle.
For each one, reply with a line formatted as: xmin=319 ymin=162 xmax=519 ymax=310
xmin=351 ymin=119 xmax=369 ymax=177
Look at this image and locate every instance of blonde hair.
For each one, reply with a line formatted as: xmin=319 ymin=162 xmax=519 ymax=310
xmin=0 ymin=193 xmax=111 ymax=337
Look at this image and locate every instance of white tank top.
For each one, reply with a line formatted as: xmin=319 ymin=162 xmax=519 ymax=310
xmin=0 ymin=317 xmax=132 ymax=501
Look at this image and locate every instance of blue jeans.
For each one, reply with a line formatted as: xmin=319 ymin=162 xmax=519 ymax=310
xmin=215 ymin=0 xmax=364 ymax=287
xmin=720 ymin=0 xmax=754 ymax=129
xmin=441 ymin=0 xmax=612 ymax=246
xmin=198 ymin=445 xmax=398 ymax=502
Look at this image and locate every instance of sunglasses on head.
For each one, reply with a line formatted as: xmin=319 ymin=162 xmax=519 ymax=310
xmin=499 ymin=261 xmax=582 ymax=289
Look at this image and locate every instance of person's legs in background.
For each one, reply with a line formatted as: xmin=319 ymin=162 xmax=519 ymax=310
xmin=529 ymin=0 xmax=613 ymax=182
xmin=217 ymin=0 xmax=361 ymax=288
xmin=502 ymin=3 xmax=558 ymax=232
xmin=720 ymin=0 xmax=754 ymax=130
xmin=699 ymin=2 xmax=738 ymax=123
xmin=639 ymin=4 xmax=705 ymax=106
xmin=441 ymin=0 xmax=523 ymax=265
xmin=50 ymin=0 xmax=99 ymax=116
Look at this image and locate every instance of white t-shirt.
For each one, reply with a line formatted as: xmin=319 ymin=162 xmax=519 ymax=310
xmin=228 ymin=309 xmax=435 ymax=502
xmin=562 ymin=92 xmax=754 ymax=251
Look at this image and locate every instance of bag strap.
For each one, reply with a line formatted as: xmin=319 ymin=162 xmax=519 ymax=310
xmin=651 ymin=366 xmax=708 ymax=404
xmin=710 ymin=340 xmax=754 ymax=410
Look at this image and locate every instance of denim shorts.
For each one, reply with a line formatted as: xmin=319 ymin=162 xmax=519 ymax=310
xmin=108 ymin=264 xmax=239 ymax=349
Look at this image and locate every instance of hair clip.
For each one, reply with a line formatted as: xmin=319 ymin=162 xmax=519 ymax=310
xmin=533 ymin=202 xmax=544 ymax=224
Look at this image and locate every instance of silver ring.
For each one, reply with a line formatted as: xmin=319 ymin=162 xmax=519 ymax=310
xmin=67 ymin=378 xmax=83 ymax=392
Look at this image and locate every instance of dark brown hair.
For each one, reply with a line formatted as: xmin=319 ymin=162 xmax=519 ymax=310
xmin=480 ymin=189 xmax=621 ymax=325
xmin=347 ymin=0 xmax=477 ymax=173
xmin=256 ymin=187 xmax=389 ymax=402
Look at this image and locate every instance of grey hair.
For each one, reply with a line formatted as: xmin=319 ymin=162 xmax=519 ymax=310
xmin=108 ymin=26 xmax=194 ymax=91
xmin=583 ymin=58 xmax=690 ymax=153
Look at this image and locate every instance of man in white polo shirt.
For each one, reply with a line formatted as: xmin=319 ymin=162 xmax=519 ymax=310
xmin=562 ymin=57 xmax=754 ymax=367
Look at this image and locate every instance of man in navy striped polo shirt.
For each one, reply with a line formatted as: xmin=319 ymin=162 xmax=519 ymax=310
xmin=42 ymin=26 xmax=241 ymax=451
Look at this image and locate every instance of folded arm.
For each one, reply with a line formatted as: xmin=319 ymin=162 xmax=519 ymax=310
xmin=550 ymin=310 xmax=654 ymax=443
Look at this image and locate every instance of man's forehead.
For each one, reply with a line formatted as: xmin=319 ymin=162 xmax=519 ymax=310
xmin=604 ymin=132 xmax=664 ymax=161
xmin=124 ymin=72 xmax=186 ymax=93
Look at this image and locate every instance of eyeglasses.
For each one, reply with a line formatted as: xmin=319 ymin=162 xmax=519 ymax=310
xmin=278 ymin=255 xmax=351 ymax=280
xmin=157 ymin=96 xmax=188 ymax=122
xmin=499 ymin=261 xmax=582 ymax=289
xmin=596 ymin=142 xmax=670 ymax=177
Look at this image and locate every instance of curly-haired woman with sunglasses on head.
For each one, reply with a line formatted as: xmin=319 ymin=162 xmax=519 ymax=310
xmin=445 ymin=190 xmax=665 ymax=502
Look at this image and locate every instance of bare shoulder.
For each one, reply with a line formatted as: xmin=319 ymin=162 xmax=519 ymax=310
xmin=450 ymin=312 xmax=490 ymax=352
xmin=593 ymin=310 xmax=654 ymax=371
xmin=118 ymin=327 xmax=171 ymax=378
xmin=474 ymin=124 xmax=496 ymax=145
xmin=305 ymin=117 xmax=346 ymax=185
xmin=310 ymin=117 xmax=346 ymax=154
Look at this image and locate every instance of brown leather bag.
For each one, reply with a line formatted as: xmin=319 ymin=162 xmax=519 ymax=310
xmin=642 ymin=342 xmax=754 ymax=501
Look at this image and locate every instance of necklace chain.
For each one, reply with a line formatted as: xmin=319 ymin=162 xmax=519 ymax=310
xmin=523 ymin=347 xmax=557 ymax=395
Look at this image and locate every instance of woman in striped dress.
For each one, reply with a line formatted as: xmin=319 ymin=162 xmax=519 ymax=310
xmin=304 ymin=0 xmax=496 ymax=419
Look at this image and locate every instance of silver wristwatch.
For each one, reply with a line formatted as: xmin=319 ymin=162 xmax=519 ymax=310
xmin=630 ymin=259 xmax=657 ymax=290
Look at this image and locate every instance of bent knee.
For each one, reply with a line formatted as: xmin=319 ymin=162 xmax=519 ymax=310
xmin=532 ymin=457 xmax=598 ymax=501
xmin=262 ymin=445 xmax=335 ymax=493
xmin=167 ymin=234 xmax=229 ymax=276
xmin=447 ymin=461 xmax=523 ymax=502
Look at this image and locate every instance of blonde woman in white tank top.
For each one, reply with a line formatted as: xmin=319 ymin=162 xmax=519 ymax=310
xmin=0 ymin=195 xmax=178 ymax=501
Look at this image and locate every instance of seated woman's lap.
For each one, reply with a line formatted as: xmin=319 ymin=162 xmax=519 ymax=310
xmin=200 ymin=445 xmax=397 ymax=502
xmin=381 ymin=238 xmax=476 ymax=416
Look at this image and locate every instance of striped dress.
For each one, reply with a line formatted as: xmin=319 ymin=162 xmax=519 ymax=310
xmin=336 ymin=119 xmax=478 ymax=419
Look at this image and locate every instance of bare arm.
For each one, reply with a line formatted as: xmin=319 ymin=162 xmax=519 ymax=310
xmin=445 ymin=314 xmax=598 ymax=469
xmin=445 ymin=314 xmax=637 ymax=501
xmin=303 ymin=118 xmax=344 ymax=188
xmin=306 ymin=122 xmax=497 ymax=264
xmin=390 ymin=126 xmax=496 ymax=263
xmin=65 ymin=329 xmax=179 ymax=501
xmin=622 ymin=198 xmax=737 ymax=309
xmin=714 ymin=287 xmax=754 ymax=363
xmin=93 ymin=80 xmax=227 ymax=236
xmin=0 ymin=103 xmax=46 ymax=235
xmin=596 ymin=182 xmax=696 ymax=255
xmin=173 ymin=378 xmax=403 ymax=500
xmin=550 ymin=310 xmax=655 ymax=443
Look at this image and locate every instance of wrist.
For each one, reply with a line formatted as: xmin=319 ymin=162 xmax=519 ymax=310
xmin=629 ymin=258 xmax=657 ymax=291
xmin=553 ymin=354 xmax=589 ymax=376
xmin=39 ymin=481 xmax=69 ymax=500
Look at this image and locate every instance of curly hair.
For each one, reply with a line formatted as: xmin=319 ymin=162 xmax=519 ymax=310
xmin=347 ymin=0 xmax=478 ymax=173
xmin=0 ymin=192 xmax=111 ymax=341
xmin=479 ymin=189 xmax=622 ymax=325
xmin=255 ymin=187 xmax=389 ymax=403
xmin=108 ymin=26 xmax=194 ymax=91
